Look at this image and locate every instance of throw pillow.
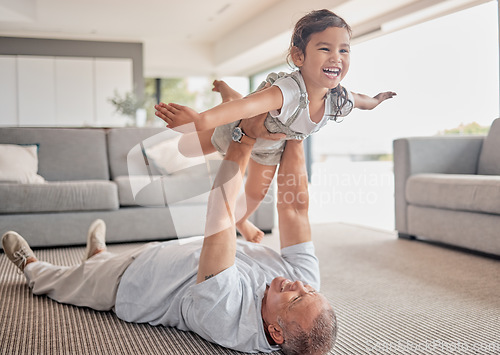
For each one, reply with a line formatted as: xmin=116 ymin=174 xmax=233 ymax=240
xmin=0 ymin=144 xmax=46 ymax=183
xmin=145 ymin=136 xmax=207 ymax=175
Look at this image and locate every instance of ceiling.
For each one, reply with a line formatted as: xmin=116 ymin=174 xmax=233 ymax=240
xmin=0 ymin=0 xmax=491 ymax=77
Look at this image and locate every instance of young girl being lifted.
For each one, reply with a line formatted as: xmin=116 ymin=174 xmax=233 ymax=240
xmin=155 ymin=9 xmax=396 ymax=243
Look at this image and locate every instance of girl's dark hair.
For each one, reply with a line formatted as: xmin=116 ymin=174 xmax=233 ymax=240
xmin=287 ymin=9 xmax=352 ymax=67
xmin=287 ymin=9 xmax=353 ymax=122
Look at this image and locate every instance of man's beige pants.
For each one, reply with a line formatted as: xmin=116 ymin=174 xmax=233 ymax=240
xmin=23 ymin=243 xmax=156 ymax=311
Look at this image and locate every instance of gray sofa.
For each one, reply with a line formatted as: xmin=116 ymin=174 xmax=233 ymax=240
xmin=393 ymin=118 xmax=500 ymax=256
xmin=0 ymin=127 xmax=275 ymax=248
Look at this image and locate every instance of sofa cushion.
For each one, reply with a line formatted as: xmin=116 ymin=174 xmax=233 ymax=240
xmin=144 ymin=135 xmax=207 ymax=175
xmin=115 ymin=174 xmax=212 ymax=207
xmin=0 ymin=128 xmax=109 ymax=181
xmin=107 ymin=127 xmax=176 ymax=179
xmin=406 ymin=173 xmax=500 ymax=215
xmin=0 ymin=181 xmax=119 ymax=214
xmin=477 ymin=118 xmax=500 ymax=175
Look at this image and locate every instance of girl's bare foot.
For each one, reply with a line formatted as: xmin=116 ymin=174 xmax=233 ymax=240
xmin=212 ymin=80 xmax=243 ymax=103
xmin=236 ymin=219 xmax=265 ymax=243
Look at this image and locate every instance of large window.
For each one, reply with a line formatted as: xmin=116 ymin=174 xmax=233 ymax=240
xmin=310 ymin=1 xmax=499 ymax=230
xmin=144 ymin=76 xmax=249 ymax=126
xmin=250 ymin=2 xmax=499 ymax=230
xmin=321 ymin=0 xmax=500 ymax=160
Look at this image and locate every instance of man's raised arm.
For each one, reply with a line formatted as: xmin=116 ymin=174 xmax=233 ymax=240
xmin=196 ymin=138 xmax=254 ymax=284
xmin=276 ymin=140 xmax=312 ymax=249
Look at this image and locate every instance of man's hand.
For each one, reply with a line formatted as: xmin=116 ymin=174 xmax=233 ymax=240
xmin=239 ymin=113 xmax=286 ymax=141
xmin=155 ymin=102 xmax=201 ymax=132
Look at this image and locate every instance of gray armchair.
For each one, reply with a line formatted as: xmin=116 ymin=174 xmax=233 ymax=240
xmin=393 ymin=118 xmax=500 ymax=256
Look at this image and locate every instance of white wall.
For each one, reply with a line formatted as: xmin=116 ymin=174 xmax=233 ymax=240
xmin=55 ymin=57 xmax=94 ymax=126
xmin=0 ymin=56 xmax=17 ymax=125
xmin=0 ymin=55 xmax=133 ymax=127
xmin=17 ymin=56 xmax=57 ymax=125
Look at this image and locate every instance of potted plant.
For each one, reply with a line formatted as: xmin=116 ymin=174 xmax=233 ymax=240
xmin=108 ymin=90 xmax=147 ymax=126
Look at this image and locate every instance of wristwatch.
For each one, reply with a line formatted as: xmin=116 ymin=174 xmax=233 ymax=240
xmin=231 ymin=122 xmax=256 ymax=145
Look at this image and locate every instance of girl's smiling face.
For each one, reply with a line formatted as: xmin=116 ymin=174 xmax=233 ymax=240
xmin=292 ymin=26 xmax=351 ymax=92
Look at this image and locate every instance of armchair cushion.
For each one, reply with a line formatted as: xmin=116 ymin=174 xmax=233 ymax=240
xmin=406 ymin=173 xmax=500 ymax=215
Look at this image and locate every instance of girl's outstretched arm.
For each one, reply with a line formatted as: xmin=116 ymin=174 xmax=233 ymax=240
xmin=352 ymin=91 xmax=397 ymax=110
xmin=156 ymin=86 xmax=283 ymax=132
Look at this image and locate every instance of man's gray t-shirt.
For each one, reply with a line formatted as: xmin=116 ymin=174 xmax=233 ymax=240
xmin=115 ymin=238 xmax=320 ymax=353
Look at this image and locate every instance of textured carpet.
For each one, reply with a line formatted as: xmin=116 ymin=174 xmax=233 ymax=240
xmin=0 ymin=244 xmax=273 ymax=355
xmin=1 ymin=223 xmax=500 ymax=354
xmin=309 ymin=223 xmax=500 ymax=354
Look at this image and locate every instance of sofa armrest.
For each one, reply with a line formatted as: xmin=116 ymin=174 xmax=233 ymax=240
xmin=393 ymin=136 xmax=484 ymax=233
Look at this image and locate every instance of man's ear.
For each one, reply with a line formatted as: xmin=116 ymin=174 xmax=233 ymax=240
xmin=290 ymin=46 xmax=305 ymax=67
xmin=268 ymin=323 xmax=284 ymax=345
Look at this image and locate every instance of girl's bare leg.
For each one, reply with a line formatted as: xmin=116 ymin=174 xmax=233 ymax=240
xmin=212 ymin=80 xmax=279 ymax=242
xmin=212 ymin=80 xmax=244 ymax=102
xmin=235 ymin=160 xmax=277 ymax=243
xmin=178 ymin=80 xmax=243 ymax=157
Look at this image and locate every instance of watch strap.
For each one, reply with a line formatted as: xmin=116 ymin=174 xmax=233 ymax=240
xmin=238 ymin=132 xmax=256 ymax=145
xmin=235 ymin=122 xmax=256 ymax=145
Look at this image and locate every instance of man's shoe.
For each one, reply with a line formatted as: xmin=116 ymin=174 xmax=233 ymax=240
xmin=83 ymin=219 xmax=107 ymax=261
xmin=2 ymin=231 xmax=36 ymax=272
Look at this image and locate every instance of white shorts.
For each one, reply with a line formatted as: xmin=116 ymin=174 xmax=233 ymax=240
xmin=211 ymin=120 xmax=287 ymax=166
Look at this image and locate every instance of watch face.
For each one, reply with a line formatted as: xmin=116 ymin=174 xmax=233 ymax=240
xmin=232 ymin=126 xmax=243 ymax=142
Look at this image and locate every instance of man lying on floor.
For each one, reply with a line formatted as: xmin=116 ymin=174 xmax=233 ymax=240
xmin=2 ymin=115 xmax=337 ymax=355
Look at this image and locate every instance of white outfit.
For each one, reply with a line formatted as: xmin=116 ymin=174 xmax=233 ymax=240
xmin=211 ymin=71 xmax=355 ymax=165
xmin=24 ymin=239 xmax=319 ymax=354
